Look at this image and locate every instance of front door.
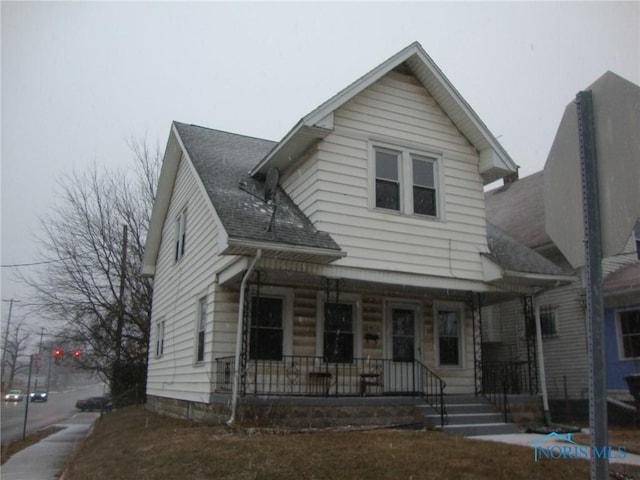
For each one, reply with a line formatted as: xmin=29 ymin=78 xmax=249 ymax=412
xmin=384 ymin=302 xmax=421 ymax=393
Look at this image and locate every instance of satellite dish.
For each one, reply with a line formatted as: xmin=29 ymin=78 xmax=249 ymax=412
xmin=264 ymin=167 xmax=280 ymax=202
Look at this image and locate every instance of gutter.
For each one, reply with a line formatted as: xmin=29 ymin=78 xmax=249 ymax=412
xmin=227 ymin=249 xmax=262 ymax=426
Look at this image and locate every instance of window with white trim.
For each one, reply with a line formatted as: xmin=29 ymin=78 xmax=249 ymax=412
xmin=323 ymin=302 xmax=354 ymax=363
xmin=435 ymin=303 xmax=464 ymax=367
xmin=195 ymin=296 xmax=207 ymax=363
xmin=619 ymin=309 xmax=640 ymax=359
xmin=371 ymin=144 xmax=440 ymax=218
xmin=175 ymin=207 xmax=187 ymax=262
xmin=155 ymin=320 xmax=165 ymax=358
xmin=539 ymin=305 xmax=558 ymax=338
xmin=316 ymin=293 xmax=362 ymax=363
xmin=250 ymin=296 xmax=284 ymax=361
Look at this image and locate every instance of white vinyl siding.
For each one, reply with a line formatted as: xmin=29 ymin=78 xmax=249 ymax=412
xmin=282 ymin=70 xmax=487 ymax=282
xmin=146 ymin=153 xmax=223 ymax=403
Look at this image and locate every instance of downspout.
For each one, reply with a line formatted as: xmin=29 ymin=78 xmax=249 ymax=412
xmin=534 ymin=298 xmax=551 ymax=424
xmin=227 ymin=249 xmax=262 ymax=426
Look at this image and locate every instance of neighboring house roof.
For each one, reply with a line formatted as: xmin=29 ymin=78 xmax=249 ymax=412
xmin=484 ymin=222 xmax=570 ymax=282
xmin=485 ymin=171 xmax=551 ymax=251
xmin=251 ymin=41 xmax=518 ymax=185
xmin=604 ymin=263 xmax=640 ymax=295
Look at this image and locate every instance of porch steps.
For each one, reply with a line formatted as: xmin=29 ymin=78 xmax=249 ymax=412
xmin=416 ymin=395 xmax=519 ymax=436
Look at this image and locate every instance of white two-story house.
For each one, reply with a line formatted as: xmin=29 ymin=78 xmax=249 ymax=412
xmin=142 ymin=42 xmax=571 ymax=429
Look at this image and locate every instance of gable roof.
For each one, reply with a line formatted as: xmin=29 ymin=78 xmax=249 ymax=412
xmin=250 ymin=41 xmax=518 ymax=185
xmin=485 ymin=171 xmax=551 ymax=250
xmin=142 ymin=122 xmax=344 ymax=276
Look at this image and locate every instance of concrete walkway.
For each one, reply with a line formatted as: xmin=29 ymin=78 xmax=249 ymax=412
xmin=1 ymin=412 xmax=99 ymax=480
xmin=470 ymin=431 xmax=640 ymax=467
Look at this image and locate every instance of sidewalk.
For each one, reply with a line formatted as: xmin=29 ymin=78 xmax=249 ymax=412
xmin=470 ymin=431 xmax=640 ymax=467
xmin=1 ymin=412 xmax=99 ymax=480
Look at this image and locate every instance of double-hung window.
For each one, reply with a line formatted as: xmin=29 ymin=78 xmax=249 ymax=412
xmin=175 ymin=207 xmax=187 ymax=262
xmin=372 ymin=144 xmax=440 ymax=218
xmin=375 ymin=149 xmax=401 ymax=211
xmin=195 ymin=297 xmax=207 ymax=363
xmin=323 ymin=302 xmax=354 ymax=363
xmin=250 ymin=297 xmax=284 ymax=361
xmin=539 ymin=305 xmax=558 ymax=338
xmin=412 ymin=156 xmax=437 ymax=216
xmin=435 ymin=303 xmax=463 ymax=367
xmin=155 ymin=320 xmax=165 ymax=358
xmin=619 ymin=309 xmax=640 ymax=359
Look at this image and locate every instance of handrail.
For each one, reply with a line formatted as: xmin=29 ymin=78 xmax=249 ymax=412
xmin=479 ymin=360 xmax=518 ymax=423
xmin=415 ymin=359 xmax=447 ymax=428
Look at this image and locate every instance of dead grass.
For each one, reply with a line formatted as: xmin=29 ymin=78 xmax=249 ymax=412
xmin=62 ymin=406 xmax=640 ymax=480
xmin=1 ymin=426 xmax=64 ymax=465
xmin=574 ymin=429 xmax=640 ymax=455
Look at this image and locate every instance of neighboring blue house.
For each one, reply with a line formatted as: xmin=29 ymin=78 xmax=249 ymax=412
xmin=604 ymin=262 xmax=640 ymax=394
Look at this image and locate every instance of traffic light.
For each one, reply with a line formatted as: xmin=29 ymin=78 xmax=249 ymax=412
xmin=72 ymin=350 xmax=81 ymax=361
xmin=54 ymin=348 xmax=63 ymax=365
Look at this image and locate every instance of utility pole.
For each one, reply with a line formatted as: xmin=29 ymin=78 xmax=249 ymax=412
xmin=33 ymin=327 xmax=44 ymax=392
xmin=1 ymin=299 xmax=16 ymax=391
xmin=114 ymin=224 xmax=128 ymax=395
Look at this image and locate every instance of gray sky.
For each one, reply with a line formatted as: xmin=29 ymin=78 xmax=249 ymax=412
xmin=2 ymin=1 xmax=639 ymax=329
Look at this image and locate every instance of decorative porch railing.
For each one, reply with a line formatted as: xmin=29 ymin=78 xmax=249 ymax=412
xmin=414 ymin=359 xmax=447 ymax=427
xmin=480 ymin=360 xmax=538 ymax=423
xmin=215 ymin=355 xmax=447 ymax=427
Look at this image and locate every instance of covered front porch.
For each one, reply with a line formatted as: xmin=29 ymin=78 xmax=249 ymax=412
xmin=210 ymin=254 xmax=557 ymax=428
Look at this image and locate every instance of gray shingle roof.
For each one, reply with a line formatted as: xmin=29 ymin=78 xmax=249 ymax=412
xmin=485 ymin=222 xmax=567 ymax=276
xmin=174 ymin=122 xmax=342 ymax=254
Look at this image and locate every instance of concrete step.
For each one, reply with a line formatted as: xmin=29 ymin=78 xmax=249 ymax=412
xmin=440 ymin=422 xmax=519 ymax=436
xmin=415 ymin=395 xmax=517 ymax=436
xmin=426 ymin=412 xmax=505 ymax=426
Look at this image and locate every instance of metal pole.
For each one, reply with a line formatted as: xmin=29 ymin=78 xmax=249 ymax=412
xmin=1 ymin=299 xmax=15 ymax=389
xmin=577 ymin=90 xmax=608 ymax=480
xmin=34 ymin=327 xmax=44 ymax=392
xmin=22 ymin=354 xmax=34 ymax=440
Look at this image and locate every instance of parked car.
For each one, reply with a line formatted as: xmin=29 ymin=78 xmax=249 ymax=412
xmin=30 ymin=391 xmax=48 ymax=402
xmin=4 ymin=389 xmax=23 ymax=402
xmin=75 ymin=396 xmax=111 ymax=412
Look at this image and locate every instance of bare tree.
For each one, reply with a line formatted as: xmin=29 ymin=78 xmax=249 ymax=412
xmin=24 ymin=137 xmax=160 ymax=400
xmin=2 ymin=318 xmax=32 ymax=390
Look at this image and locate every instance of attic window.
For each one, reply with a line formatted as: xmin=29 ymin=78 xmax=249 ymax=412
xmin=175 ymin=207 xmax=187 ymax=262
xmin=370 ymin=143 xmax=441 ymax=218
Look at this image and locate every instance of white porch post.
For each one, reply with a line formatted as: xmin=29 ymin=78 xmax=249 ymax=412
xmin=534 ymin=299 xmax=551 ymax=424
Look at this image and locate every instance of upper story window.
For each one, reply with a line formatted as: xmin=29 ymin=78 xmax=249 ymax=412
xmin=155 ymin=320 xmax=165 ymax=358
xmin=375 ymin=149 xmax=400 ymax=211
xmin=175 ymin=207 xmax=187 ymax=262
xmin=412 ymin=156 xmax=437 ymax=216
xmin=371 ymin=143 xmax=441 ymax=218
xmin=195 ymin=296 xmax=207 ymax=363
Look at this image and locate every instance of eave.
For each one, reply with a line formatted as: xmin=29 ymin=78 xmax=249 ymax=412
xmin=222 ymin=237 xmax=346 ymax=265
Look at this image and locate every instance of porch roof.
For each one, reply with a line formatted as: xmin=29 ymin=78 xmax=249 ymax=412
xmin=483 ymin=222 xmax=575 ymax=287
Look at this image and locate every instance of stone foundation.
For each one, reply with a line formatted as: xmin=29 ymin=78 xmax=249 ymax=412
xmin=506 ymin=395 xmax=544 ymax=425
xmin=146 ymin=394 xmax=420 ymax=428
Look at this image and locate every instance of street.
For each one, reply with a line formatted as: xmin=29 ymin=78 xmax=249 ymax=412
xmin=1 ymin=384 xmax=106 ymax=445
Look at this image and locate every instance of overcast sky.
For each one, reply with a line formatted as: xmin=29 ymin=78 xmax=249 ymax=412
xmin=2 ymin=1 xmax=639 ymax=330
